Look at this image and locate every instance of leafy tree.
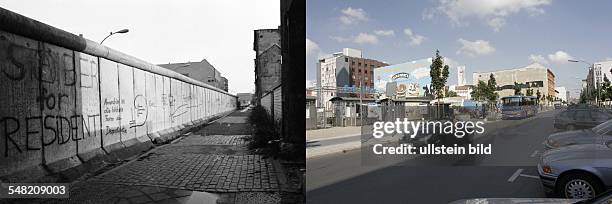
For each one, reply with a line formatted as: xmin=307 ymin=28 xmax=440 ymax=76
xmin=603 ymin=75 xmax=611 ymax=101
xmin=446 ymin=90 xmax=458 ymax=97
xmin=430 ymin=50 xmax=450 ymax=99
xmin=513 ymin=82 xmax=522 ymax=95
xmin=486 ymin=74 xmax=499 ymax=104
xmin=471 ymin=80 xmax=488 ymax=101
xmin=536 ymin=89 xmax=542 ymax=102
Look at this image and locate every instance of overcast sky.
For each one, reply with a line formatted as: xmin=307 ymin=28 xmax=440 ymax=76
xmin=0 ymin=0 xmax=279 ymax=94
xmin=307 ymin=0 xmax=612 ymax=98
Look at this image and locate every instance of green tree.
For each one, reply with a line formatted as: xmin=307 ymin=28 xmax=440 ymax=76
xmin=513 ymin=82 xmax=522 ymax=95
xmin=446 ymin=90 xmax=458 ymax=97
xmin=526 ymin=89 xmax=534 ymax=96
xmin=536 ymin=89 xmax=542 ymax=102
xmin=471 ymin=80 xmax=488 ymax=101
xmin=603 ymin=75 xmax=611 ymax=101
xmin=486 ymin=74 xmax=499 ymax=103
xmin=430 ymin=50 xmax=450 ymax=99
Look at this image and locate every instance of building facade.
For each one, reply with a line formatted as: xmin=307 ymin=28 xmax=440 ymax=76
xmin=237 ymin=93 xmax=253 ymax=107
xmin=587 ymin=61 xmax=612 ymax=96
xmin=253 ymin=29 xmax=281 ymax=101
xmin=255 ymin=44 xmax=282 ymax=100
xmin=449 ymin=85 xmax=473 ymax=100
xmin=158 ymin=59 xmax=228 ymax=91
xmin=555 ymin=87 xmax=569 ymax=102
xmin=317 ymin=48 xmax=387 ymax=110
xmin=472 ymin=63 xmax=556 ymax=99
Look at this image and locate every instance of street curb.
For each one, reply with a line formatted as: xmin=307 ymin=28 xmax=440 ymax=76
xmin=306 ymin=111 xmax=548 ymax=159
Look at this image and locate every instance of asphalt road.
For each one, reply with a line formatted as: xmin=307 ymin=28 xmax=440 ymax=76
xmin=306 ymin=110 xmax=559 ymax=204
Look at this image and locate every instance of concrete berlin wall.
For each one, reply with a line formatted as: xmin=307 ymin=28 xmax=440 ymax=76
xmin=0 ymin=7 xmax=237 ymax=181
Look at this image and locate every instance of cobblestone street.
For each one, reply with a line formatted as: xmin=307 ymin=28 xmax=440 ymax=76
xmin=36 ymin=110 xmax=289 ymax=204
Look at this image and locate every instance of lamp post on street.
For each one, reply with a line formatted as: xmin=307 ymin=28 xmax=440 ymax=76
xmin=100 ymin=29 xmax=129 ymax=44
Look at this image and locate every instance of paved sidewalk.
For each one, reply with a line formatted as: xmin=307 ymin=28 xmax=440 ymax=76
xmin=36 ymin=110 xmax=291 ymax=204
xmin=306 ymin=126 xmax=361 ymax=141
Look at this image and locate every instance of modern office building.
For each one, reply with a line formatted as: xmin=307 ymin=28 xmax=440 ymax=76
xmin=472 ymin=63 xmax=556 ymax=99
xmin=317 ymin=48 xmax=387 ymax=109
xmin=586 ymin=60 xmax=612 ymax=97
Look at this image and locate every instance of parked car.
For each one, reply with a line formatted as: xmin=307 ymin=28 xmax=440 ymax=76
xmin=400 ymin=119 xmax=474 ymax=147
xmin=554 ymin=109 xmax=612 ymax=131
xmin=449 ymin=190 xmax=612 ymax=204
xmin=538 ymin=142 xmax=612 ymax=199
xmin=546 ymin=119 xmax=612 ymax=150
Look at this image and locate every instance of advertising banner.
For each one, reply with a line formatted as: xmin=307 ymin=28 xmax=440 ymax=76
xmin=374 ymin=58 xmax=433 ymax=98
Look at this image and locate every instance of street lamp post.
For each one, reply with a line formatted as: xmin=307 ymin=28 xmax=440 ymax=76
xmin=100 ymin=29 xmax=129 ymax=44
xmin=568 ymin=59 xmax=597 ymax=105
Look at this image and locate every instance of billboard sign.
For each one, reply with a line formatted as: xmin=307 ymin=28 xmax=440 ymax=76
xmin=374 ymin=58 xmax=432 ymax=98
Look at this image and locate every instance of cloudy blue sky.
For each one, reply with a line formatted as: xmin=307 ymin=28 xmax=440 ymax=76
xmin=306 ymin=0 xmax=612 ymax=97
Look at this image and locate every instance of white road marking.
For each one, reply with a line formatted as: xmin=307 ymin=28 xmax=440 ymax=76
xmin=530 ymin=150 xmax=539 ymax=157
xmin=507 ymin=168 xmax=523 ymax=182
xmin=519 ymin=174 xmax=540 ymax=179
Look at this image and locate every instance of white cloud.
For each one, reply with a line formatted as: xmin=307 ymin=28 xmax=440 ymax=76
xmin=330 ymin=36 xmax=351 ymax=43
xmin=425 ymin=0 xmax=552 ymax=31
xmin=456 ymin=38 xmax=495 ymax=56
xmin=353 ymin=33 xmax=378 ymax=44
xmin=403 ymin=28 xmax=426 ymax=46
xmin=374 ymin=30 xmax=395 ymax=36
xmin=306 ymin=38 xmax=320 ymax=58
xmin=528 ymin=54 xmax=548 ymax=64
xmin=487 ymin=18 xmax=506 ymax=32
xmin=339 ymin=7 xmax=368 ymax=25
xmin=548 ymin=51 xmax=573 ymax=64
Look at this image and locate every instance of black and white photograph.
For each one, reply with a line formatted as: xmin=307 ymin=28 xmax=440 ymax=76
xmin=0 ymin=0 xmax=305 ymax=203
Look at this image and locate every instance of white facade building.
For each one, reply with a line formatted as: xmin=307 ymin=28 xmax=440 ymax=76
xmin=457 ymin=66 xmax=466 ymax=86
xmin=591 ymin=60 xmax=612 ymax=89
xmin=317 ymin=53 xmax=349 ymax=109
xmin=555 ymin=87 xmax=569 ymax=102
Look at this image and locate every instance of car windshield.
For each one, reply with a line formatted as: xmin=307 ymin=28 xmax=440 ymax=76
xmin=592 ymin=119 xmax=612 ymax=134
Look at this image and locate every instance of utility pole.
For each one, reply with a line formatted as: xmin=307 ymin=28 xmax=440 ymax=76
xmin=359 ymin=73 xmax=364 ymax=126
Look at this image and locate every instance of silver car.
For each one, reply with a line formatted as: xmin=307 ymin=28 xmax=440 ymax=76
xmin=538 ymin=142 xmax=612 ymax=199
xmin=545 ymin=119 xmax=612 ymax=150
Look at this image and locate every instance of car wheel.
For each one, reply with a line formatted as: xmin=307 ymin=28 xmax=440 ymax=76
xmin=556 ymin=173 xmax=604 ymax=199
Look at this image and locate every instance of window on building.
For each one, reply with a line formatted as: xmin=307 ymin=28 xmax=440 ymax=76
xmin=371 ymin=65 xmax=375 ymax=68
xmin=345 ymin=58 xmax=348 ymax=62
xmin=358 ymin=62 xmax=361 ymax=66
xmin=365 ymin=70 xmax=368 ymax=74
xmin=352 ymin=61 xmax=355 ymax=65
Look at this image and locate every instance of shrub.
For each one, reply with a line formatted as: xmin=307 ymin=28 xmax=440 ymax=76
xmin=246 ymin=105 xmax=280 ymax=153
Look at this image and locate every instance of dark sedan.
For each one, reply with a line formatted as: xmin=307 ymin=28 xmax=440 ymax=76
xmin=546 ymin=119 xmax=612 ymax=149
xmin=554 ymin=109 xmax=612 ymax=131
